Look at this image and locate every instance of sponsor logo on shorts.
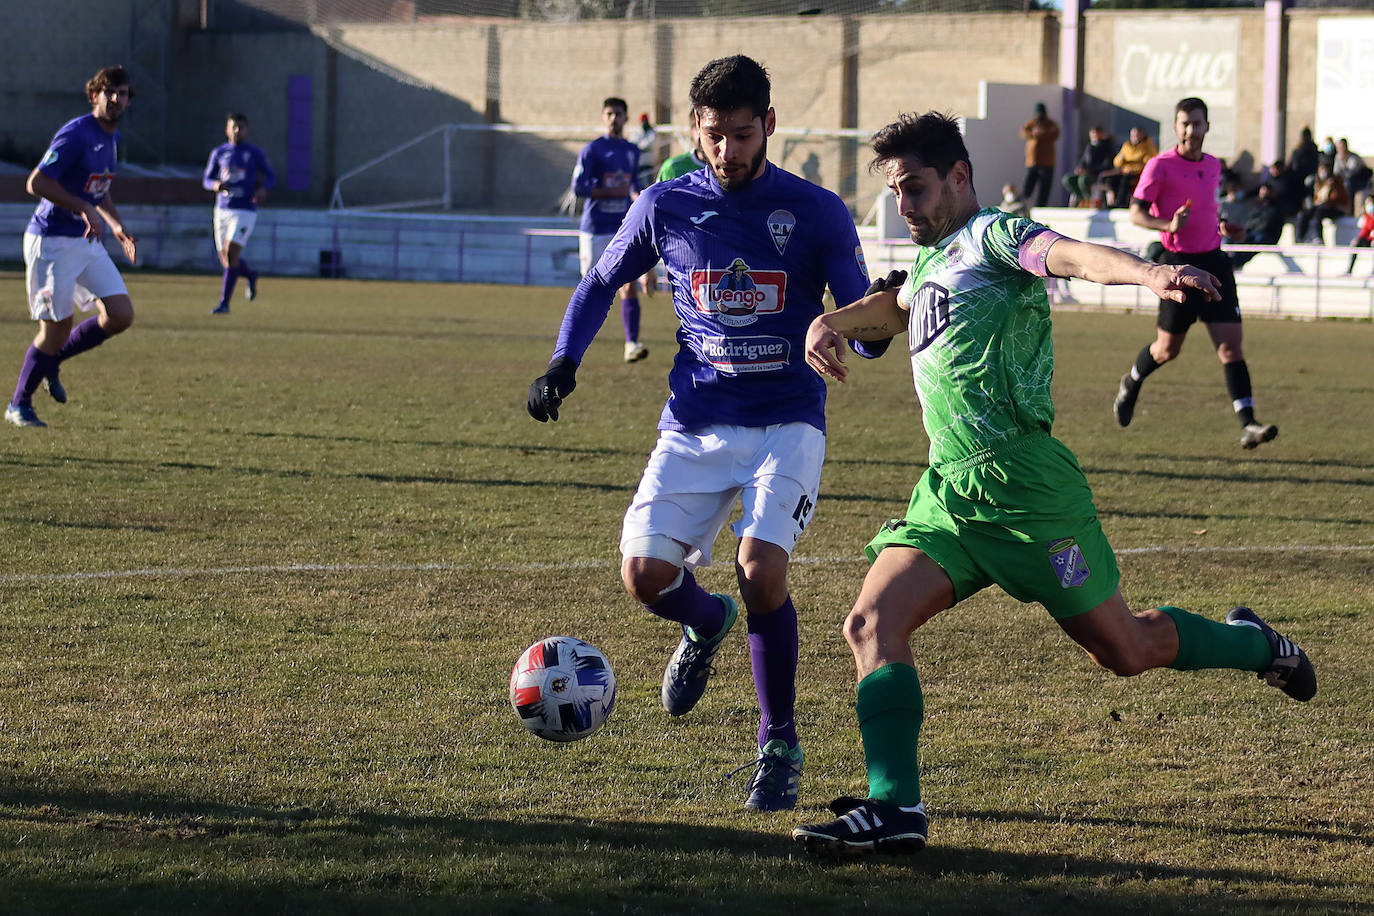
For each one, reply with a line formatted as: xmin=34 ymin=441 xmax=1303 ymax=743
xmin=696 ymin=334 xmax=790 ymax=374
xmin=908 ymin=281 xmax=951 ymax=353
xmin=1048 ymin=537 xmax=1091 ymax=588
xmin=690 ymin=258 xmax=786 ymax=328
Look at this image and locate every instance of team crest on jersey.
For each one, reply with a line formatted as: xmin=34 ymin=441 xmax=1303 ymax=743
xmin=690 ymin=258 xmax=787 ymax=328
xmin=697 ymin=334 xmax=790 ymax=374
xmin=1048 ymin=538 xmax=1091 ymax=588
xmin=908 ymin=281 xmax=951 ymax=353
xmin=944 ymin=242 xmax=963 ymax=265
xmin=767 ymin=209 xmax=795 ymax=254
xmin=854 ymin=245 xmax=867 ymax=276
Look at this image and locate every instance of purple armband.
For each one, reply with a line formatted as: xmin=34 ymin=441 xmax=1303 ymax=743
xmin=1017 ymin=228 xmax=1065 ymax=277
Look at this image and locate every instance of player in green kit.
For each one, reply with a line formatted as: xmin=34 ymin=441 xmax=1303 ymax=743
xmin=790 ymin=112 xmax=1317 ymax=858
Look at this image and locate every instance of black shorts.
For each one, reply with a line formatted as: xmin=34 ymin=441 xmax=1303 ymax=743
xmin=1156 ymin=247 xmax=1241 ymax=333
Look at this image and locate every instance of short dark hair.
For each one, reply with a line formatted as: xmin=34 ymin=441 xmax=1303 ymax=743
xmin=227 ymin=112 xmax=248 ymax=124
xmin=86 ymin=66 xmax=131 ymax=99
xmin=1175 ymin=97 xmax=1208 ymax=121
xmin=602 ymin=97 xmax=627 ymax=114
xmin=868 ymin=111 xmax=973 ymax=183
xmin=689 ymin=55 xmax=771 ymax=120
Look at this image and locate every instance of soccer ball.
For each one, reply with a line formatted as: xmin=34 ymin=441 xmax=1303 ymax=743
xmin=509 ymin=636 xmax=616 ymax=742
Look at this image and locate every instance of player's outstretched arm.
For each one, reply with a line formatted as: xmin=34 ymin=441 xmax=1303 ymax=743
xmin=1044 ymin=237 xmax=1219 ymax=303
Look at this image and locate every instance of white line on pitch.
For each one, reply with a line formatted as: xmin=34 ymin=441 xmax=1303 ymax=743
xmin=1 ymin=544 xmax=1371 ymax=585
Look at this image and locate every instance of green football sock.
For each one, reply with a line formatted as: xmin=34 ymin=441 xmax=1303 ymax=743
xmin=1160 ymin=605 xmax=1271 ymax=672
xmin=856 ymin=663 xmax=924 ymax=806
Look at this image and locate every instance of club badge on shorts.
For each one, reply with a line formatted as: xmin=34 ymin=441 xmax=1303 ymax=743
xmin=1048 ymin=537 xmax=1091 ymax=588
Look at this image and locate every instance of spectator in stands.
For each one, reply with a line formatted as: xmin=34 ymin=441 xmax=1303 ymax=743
xmin=1289 ymin=127 xmax=1320 ymax=190
xmin=1109 ymin=126 xmax=1157 ymax=208
xmin=997 ymin=183 xmax=1030 ymax=219
xmin=1264 ymin=157 xmax=1305 ymax=222
xmin=1019 ymin=101 xmax=1059 ymax=208
xmin=1061 ymin=125 xmax=1115 ymax=207
xmin=1296 ymin=162 xmax=1351 ymax=244
xmin=1346 ymin=197 xmax=1374 ymax=275
xmin=1230 ymin=182 xmax=1286 ymax=271
xmin=1333 ymin=138 xmax=1371 ymax=214
xmin=1217 ymin=174 xmax=1249 ymax=227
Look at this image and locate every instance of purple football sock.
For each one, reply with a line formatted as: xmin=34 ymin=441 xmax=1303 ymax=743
xmin=56 ymin=317 xmax=108 ymax=362
xmin=645 ymin=568 xmax=727 ymax=636
xmin=237 ymin=258 xmax=255 ymax=281
xmin=621 ymin=296 xmax=641 ymax=342
xmin=220 ymin=264 xmax=239 ymax=304
xmin=11 ymin=345 xmax=57 ymax=408
xmin=748 ymin=596 xmax=799 ymax=749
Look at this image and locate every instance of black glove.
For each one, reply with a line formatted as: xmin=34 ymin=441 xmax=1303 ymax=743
xmin=849 ymin=269 xmax=907 ymax=359
xmin=527 ymin=357 xmax=578 ymax=422
xmin=865 ymin=269 xmax=907 ymax=296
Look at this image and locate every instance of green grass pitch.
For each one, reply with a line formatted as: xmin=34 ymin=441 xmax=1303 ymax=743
xmin=1 ymin=272 xmax=1371 ymax=913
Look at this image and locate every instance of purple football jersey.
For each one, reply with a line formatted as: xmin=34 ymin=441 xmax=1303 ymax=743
xmin=27 ymin=114 xmax=119 ymax=238
xmin=554 ymin=163 xmax=880 ymax=433
xmin=572 ymin=135 xmax=642 ymax=235
xmin=202 ymin=142 xmax=277 ymax=212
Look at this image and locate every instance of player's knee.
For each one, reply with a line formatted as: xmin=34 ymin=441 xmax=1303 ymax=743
xmin=1090 ymin=648 xmax=1151 ymax=677
xmin=735 ymin=555 xmax=787 ymax=612
xmin=842 ymin=606 xmax=880 ymax=651
xmin=621 ymin=536 xmax=685 ymax=606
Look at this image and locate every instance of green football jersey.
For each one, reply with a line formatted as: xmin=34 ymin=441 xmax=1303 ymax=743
xmin=896 ymin=207 xmax=1058 ymax=466
xmin=657 ymin=150 xmax=706 ymax=182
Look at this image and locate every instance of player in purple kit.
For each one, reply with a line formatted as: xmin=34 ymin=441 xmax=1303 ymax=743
xmin=6 ymin=66 xmax=139 ymax=429
xmin=1113 ymin=97 xmax=1278 ymax=450
xmin=572 ymin=97 xmax=650 ymax=363
xmin=203 ymin=112 xmax=276 ymax=315
xmin=528 ymin=55 xmax=890 ymax=811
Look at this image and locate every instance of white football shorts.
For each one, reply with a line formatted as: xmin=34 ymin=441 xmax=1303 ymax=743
xmin=213 ymin=208 xmax=257 ymax=252
xmin=620 ymin=422 xmax=826 ymax=569
xmin=578 ymin=232 xmax=615 ymax=277
xmin=23 ymin=232 xmax=127 ymax=322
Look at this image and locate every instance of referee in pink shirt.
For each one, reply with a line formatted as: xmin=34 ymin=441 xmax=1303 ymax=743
xmin=1113 ymin=97 xmax=1279 ymax=450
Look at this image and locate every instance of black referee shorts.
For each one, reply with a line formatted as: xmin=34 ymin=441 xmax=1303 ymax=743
xmin=1156 ymin=247 xmax=1242 ymax=333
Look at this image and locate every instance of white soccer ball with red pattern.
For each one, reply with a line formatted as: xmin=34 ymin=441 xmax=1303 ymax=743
xmin=509 ymin=636 xmax=616 ymax=742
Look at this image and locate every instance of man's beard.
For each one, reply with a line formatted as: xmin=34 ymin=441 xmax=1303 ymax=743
xmin=715 ymin=138 xmax=768 ymax=192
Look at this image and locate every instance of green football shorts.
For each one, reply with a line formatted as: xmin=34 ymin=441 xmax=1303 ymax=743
xmin=865 ymin=432 xmax=1120 ymax=619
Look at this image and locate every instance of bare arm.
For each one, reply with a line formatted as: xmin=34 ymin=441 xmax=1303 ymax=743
xmin=28 ymin=169 xmax=102 ymax=241
xmin=1129 ymin=196 xmax=1189 ymax=234
xmin=1045 ymin=237 xmax=1220 ymax=303
xmin=805 ymin=288 xmax=908 ymax=383
xmin=96 ymin=191 xmax=138 ymax=264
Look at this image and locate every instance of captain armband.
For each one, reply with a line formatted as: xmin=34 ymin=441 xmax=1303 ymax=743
xmin=1017 ymin=229 xmax=1067 ymax=278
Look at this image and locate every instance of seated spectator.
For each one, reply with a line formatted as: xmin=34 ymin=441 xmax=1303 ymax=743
xmin=1264 ymin=157 xmax=1306 ymax=222
xmin=1347 ymin=198 xmax=1374 ymax=275
xmin=1061 ymin=125 xmax=1115 ymax=207
xmin=1230 ymin=182 xmax=1287 ymax=271
xmin=1289 ymin=127 xmax=1320 ymax=188
xmin=1333 ymin=138 xmax=1372 ymax=213
xmin=1218 ymin=175 xmax=1250 ymax=227
xmin=1109 ymin=126 xmax=1157 ymax=207
xmin=997 ymin=183 xmax=1030 ymax=219
xmin=1295 ymin=162 xmax=1351 ymax=243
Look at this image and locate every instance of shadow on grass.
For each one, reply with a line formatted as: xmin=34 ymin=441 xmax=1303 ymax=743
xmin=0 ymin=780 xmax=1369 ymax=914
